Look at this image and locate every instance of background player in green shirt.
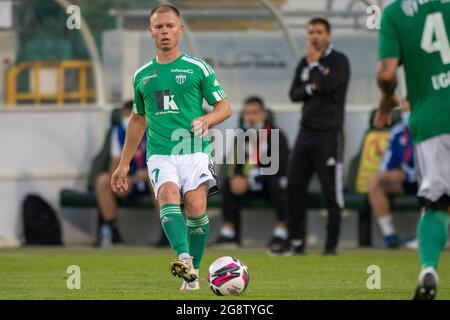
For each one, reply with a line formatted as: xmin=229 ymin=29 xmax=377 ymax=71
xmin=111 ymin=4 xmax=231 ymax=291
xmin=376 ymin=0 xmax=450 ymax=300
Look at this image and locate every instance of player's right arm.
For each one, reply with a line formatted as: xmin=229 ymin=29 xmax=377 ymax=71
xmin=111 ymin=82 xmax=147 ymax=193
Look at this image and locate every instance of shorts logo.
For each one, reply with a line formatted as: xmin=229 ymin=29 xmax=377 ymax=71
xmin=175 ymin=74 xmax=186 ymax=85
xmin=199 ymin=173 xmax=208 ymax=179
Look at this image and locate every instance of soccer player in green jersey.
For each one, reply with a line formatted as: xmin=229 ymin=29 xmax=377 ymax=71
xmin=110 ymin=4 xmax=231 ymax=290
xmin=376 ymin=0 xmax=450 ymax=300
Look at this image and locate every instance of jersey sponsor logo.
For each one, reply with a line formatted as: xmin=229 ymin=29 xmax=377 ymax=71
xmin=155 ymin=89 xmax=179 ymax=111
xmin=142 ymin=73 xmax=157 ymax=84
xmin=175 ymin=74 xmax=187 ymax=85
xmin=171 ymin=68 xmax=194 ymax=74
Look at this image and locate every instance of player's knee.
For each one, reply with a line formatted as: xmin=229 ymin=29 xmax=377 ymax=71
xmin=368 ymin=175 xmax=381 ymax=191
xmin=184 ymin=198 xmax=206 ymax=216
xmin=96 ymin=173 xmax=111 ymax=190
xmin=158 ymin=184 xmax=179 ymax=203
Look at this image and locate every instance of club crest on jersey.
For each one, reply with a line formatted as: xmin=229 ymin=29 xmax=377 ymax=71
xmin=401 ymin=0 xmax=418 ymax=17
xmin=175 ymin=74 xmax=187 ymax=85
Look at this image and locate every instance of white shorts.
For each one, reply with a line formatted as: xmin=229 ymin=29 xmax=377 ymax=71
xmin=415 ymin=134 xmax=450 ymax=203
xmin=147 ymin=152 xmax=219 ymax=199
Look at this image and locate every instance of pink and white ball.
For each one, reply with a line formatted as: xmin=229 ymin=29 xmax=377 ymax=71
xmin=207 ymin=256 xmax=250 ymax=296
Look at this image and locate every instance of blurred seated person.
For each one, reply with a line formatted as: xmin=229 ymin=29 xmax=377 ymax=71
xmin=368 ymin=100 xmax=418 ymax=248
xmin=95 ymin=101 xmax=167 ymax=247
xmin=214 ymin=96 xmax=290 ymax=252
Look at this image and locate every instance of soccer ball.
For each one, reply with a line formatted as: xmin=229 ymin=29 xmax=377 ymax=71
xmin=207 ymin=256 xmax=250 ymax=296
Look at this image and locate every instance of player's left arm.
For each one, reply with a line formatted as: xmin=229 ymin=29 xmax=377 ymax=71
xmin=374 ymin=6 xmax=401 ymax=128
xmin=192 ymin=99 xmax=231 ymax=136
xmin=192 ymin=65 xmax=231 ymax=135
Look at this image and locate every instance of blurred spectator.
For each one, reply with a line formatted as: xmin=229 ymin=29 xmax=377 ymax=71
xmin=214 ymin=96 xmax=290 ymax=252
xmin=368 ymin=100 xmax=418 ymax=248
xmin=95 ymin=101 xmax=166 ymax=247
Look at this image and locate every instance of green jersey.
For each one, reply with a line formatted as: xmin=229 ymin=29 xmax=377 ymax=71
xmin=379 ymin=0 xmax=450 ymax=143
xmin=133 ymin=53 xmax=227 ymax=157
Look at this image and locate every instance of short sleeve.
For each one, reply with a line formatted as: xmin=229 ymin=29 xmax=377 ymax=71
xmin=379 ymin=7 xmax=401 ymax=59
xmin=133 ymin=79 xmax=145 ymax=115
xmin=202 ymin=64 xmax=227 ymax=106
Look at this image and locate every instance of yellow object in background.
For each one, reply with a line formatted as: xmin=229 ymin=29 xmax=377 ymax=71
xmin=355 ymin=130 xmax=390 ymax=193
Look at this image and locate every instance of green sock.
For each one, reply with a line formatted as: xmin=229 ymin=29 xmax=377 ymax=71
xmin=417 ymin=208 xmax=449 ymax=269
xmin=186 ymin=214 xmax=210 ymax=269
xmin=160 ymin=204 xmax=189 ymax=257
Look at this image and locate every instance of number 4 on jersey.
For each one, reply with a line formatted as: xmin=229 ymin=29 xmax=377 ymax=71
xmin=421 ymin=12 xmax=450 ymax=65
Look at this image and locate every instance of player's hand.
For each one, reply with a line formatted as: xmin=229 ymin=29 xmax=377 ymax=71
xmin=374 ymin=95 xmax=400 ymax=129
xmin=230 ymin=176 xmax=249 ymax=196
xmin=111 ymin=164 xmax=130 ymax=193
xmin=191 ymin=116 xmax=209 ymax=137
xmin=306 ymin=41 xmax=322 ymax=63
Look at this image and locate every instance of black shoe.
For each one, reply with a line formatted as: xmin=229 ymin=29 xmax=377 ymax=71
xmin=267 ymin=236 xmax=287 ymax=249
xmin=213 ymin=235 xmax=239 ymax=249
xmin=413 ymin=269 xmax=438 ymax=300
xmin=95 ymin=224 xmax=122 ymax=247
xmin=267 ymin=236 xmax=289 ymax=255
xmin=323 ymin=247 xmax=337 ymax=256
xmin=111 ymin=226 xmax=122 ymax=244
xmin=290 ymin=242 xmax=306 ymax=255
xmin=269 ymin=241 xmax=305 ymax=256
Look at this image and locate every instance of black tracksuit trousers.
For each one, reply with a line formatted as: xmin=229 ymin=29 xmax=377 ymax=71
xmin=287 ymin=128 xmax=344 ymax=250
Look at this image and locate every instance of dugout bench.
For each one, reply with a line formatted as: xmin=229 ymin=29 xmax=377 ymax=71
xmin=59 ymin=108 xmax=419 ymax=246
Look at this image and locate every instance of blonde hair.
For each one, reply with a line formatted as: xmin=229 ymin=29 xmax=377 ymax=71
xmin=150 ymin=4 xmax=180 ymax=22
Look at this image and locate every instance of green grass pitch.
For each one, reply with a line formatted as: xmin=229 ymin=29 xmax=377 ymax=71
xmin=0 ymin=247 xmax=449 ymax=300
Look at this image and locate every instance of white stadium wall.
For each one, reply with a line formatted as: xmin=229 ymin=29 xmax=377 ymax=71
xmin=0 ymin=107 xmax=107 ymax=246
xmin=0 ymin=106 xmax=419 ymax=248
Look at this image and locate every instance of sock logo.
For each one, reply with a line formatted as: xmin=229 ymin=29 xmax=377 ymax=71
xmin=161 ymin=216 xmax=172 ymax=224
xmin=190 ymin=227 xmax=205 ymax=235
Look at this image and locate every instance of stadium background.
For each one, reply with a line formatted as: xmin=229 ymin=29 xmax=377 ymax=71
xmin=0 ymin=0 xmax=419 ymax=249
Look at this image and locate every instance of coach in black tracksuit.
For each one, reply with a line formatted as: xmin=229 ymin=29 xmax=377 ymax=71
xmin=286 ymin=18 xmax=350 ymax=255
